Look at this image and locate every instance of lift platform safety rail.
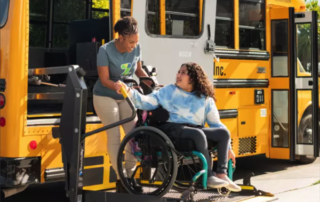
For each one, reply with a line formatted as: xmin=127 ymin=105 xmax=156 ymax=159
xmin=54 ymin=65 xmax=276 ymax=202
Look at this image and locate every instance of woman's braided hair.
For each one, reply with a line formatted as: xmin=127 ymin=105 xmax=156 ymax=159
xmin=181 ymin=62 xmax=216 ymax=101
xmin=114 ymin=16 xmax=138 ymax=36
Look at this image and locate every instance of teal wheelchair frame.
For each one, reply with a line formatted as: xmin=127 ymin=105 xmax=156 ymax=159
xmin=133 ymin=150 xmax=234 ymax=190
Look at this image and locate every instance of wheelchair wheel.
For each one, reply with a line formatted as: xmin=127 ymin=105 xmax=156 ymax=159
xmin=160 ymin=153 xmax=210 ymax=191
xmin=117 ymin=126 xmax=178 ymax=197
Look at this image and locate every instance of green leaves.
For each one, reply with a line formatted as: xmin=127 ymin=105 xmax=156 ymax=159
xmin=299 ymin=0 xmax=320 ymax=71
xmin=92 ymin=0 xmax=109 ymax=9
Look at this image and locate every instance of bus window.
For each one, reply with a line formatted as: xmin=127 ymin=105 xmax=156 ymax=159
xmin=271 ymin=20 xmax=288 ymax=77
xmin=166 ymin=0 xmax=200 ymax=36
xmin=0 ymin=0 xmax=9 ymax=28
xmin=29 ymin=24 xmax=47 ymax=47
xmin=146 ymin=0 xmax=202 ymax=37
xmin=146 ymin=0 xmax=160 ymax=35
xmin=29 ymin=0 xmax=48 ymax=47
xmin=272 ymin=90 xmax=289 ymax=148
xmin=121 ymin=0 xmax=131 ymax=17
xmin=30 ymin=0 xmax=110 ymax=49
xmin=239 ymin=0 xmax=265 ymax=50
xmin=53 ymin=0 xmax=86 ymax=48
xmin=215 ymin=0 xmax=234 ymax=48
xmin=92 ymin=0 xmax=109 ymax=19
xmin=29 ymin=0 xmax=87 ymax=48
xmin=296 ymin=23 xmax=312 ymax=76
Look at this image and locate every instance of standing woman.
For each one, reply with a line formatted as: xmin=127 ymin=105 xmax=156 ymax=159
xmin=93 ymin=16 xmax=149 ymax=193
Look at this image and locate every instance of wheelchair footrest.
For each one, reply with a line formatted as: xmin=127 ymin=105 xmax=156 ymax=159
xmin=237 ymin=172 xmax=274 ymax=197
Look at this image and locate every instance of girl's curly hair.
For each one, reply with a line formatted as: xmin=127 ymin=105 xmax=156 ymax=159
xmin=181 ymin=62 xmax=216 ymax=101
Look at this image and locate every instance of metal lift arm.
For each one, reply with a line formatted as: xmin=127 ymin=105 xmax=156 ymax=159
xmin=58 ymin=68 xmax=136 ymax=202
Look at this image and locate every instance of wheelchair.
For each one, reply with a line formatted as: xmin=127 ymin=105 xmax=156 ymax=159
xmin=118 ymin=75 xmax=235 ymax=201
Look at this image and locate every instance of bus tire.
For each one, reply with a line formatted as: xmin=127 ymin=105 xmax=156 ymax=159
xmin=296 ymin=113 xmax=317 ymax=164
xmin=298 ymin=114 xmax=313 ymax=145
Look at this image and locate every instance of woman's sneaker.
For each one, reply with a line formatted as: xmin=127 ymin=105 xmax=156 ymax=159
xmin=207 ymin=176 xmax=229 ymax=189
xmin=217 ymin=175 xmax=241 ymax=192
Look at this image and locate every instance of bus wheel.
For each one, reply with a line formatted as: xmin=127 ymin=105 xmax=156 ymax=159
xmin=296 ymin=114 xmax=317 ymax=164
xmin=298 ymin=114 xmax=313 ymax=145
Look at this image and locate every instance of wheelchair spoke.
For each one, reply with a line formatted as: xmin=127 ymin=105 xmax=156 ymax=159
xmin=117 ymin=127 xmax=177 ymax=197
xmin=185 ymin=163 xmax=196 ymax=176
xmin=172 ymin=153 xmax=206 ymax=191
xmin=123 ymin=160 xmax=138 ymax=163
xmin=124 ymin=149 xmax=137 ymax=156
xmin=178 ymin=162 xmax=185 ymax=181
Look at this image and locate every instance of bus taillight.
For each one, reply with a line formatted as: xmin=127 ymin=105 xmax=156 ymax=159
xmin=29 ymin=141 xmax=37 ymax=150
xmin=0 ymin=117 xmax=5 ymax=127
xmin=0 ymin=93 xmax=6 ymax=109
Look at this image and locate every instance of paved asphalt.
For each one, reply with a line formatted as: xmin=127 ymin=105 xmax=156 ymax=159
xmin=1 ymin=155 xmax=314 ymax=202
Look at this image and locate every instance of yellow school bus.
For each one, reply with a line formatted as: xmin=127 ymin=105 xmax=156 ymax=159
xmin=0 ymin=0 xmax=319 ymax=198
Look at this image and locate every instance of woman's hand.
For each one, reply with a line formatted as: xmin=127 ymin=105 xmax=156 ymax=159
xmin=228 ymin=149 xmax=236 ymax=168
xmin=114 ymin=81 xmax=129 ymax=94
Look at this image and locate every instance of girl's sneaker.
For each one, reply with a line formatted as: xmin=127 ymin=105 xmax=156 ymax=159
xmin=218 ymin=175 xmax=242 ymax=192
xmin=207 ymin=176 xmax=229 ymax=188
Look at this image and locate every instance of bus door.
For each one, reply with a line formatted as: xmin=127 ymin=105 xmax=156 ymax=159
xmin=131 ymin=0 xmax=215 ymax=85
xmin=270 ymin=8 xmax=319 ymax=161
xmin=294 ymin=11 xmax=319 ymax=159
xmin=269 ymin=7 xmax=295 ymax=160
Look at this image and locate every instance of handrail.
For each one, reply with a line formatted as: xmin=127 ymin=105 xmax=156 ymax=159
xmin=28 ymin=65 xmax=80 ymax=76
xmin=81 ymin=85 xmax=136 ymax=141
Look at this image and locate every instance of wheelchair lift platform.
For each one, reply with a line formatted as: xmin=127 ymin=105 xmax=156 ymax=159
xmin=56 ymin=66 xmax=277 ymax=202
xmin=82 ymin=188 xmax=277 ymax=202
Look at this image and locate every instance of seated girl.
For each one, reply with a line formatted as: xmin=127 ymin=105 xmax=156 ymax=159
xmin=114 ymin=62 xmax=241 ymax=192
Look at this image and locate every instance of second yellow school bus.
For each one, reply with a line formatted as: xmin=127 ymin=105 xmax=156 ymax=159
xmin=212 ymin=0 xmax=319 ymax=164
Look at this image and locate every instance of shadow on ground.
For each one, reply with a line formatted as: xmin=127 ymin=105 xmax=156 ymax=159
xmin=2 ymin=181 xmax=68 ymax=202
xmin=232 ymin=154 xmax=303 ymax=181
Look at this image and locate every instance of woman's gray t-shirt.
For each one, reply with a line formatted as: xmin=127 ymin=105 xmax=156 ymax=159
xmin=93 ymin=40 xmax=141 ymax=100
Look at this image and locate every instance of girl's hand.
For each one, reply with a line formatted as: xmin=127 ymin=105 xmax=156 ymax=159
xmin=114 ymin=81 xmax=129 ymax=94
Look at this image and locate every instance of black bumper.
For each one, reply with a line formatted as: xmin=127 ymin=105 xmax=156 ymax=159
xmin=0 ymin=157 xmax=41 ymax=188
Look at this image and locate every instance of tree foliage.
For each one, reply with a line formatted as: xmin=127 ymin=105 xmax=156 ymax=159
xmin=92 ymin=0 xmax=109 ymax=10
xmin=305 ymin=0 xmax=320 ymax=18
xmin=92 ymin=0 xmax=110 ymax=19
xmin=297 ymin=0 xmax=320 ymax=72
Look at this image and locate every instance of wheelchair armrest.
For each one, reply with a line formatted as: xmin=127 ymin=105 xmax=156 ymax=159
xmin=123 ymin=78 xmax=139 ymax=86
xmin=139 ymin=77 xmax=156 ymax=88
